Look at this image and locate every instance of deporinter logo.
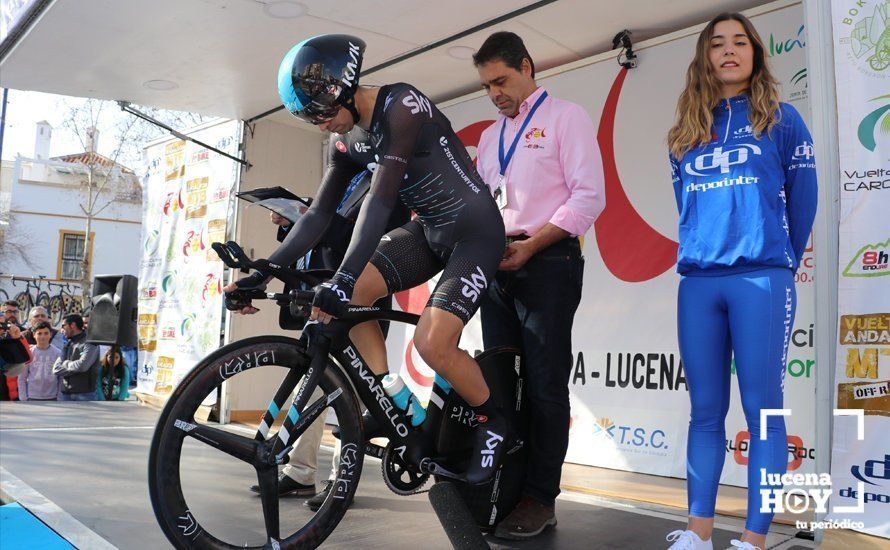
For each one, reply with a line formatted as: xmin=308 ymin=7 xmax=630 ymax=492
xmin=733 ymin=125 xmax=753 ymax=138
xmin=460 ymin=266 xmax=487 ymax=303
xmin=402 ymin=90 xmax=432 ymax=118
xmin=684 ymin=144 xmax=762 ymax=176
xmin=341 ymin=41 xmax=361 ymax=87
xmin=354 ymin=142 xmax=370 ymax=153
xmin=793 ymin=141 xmax=815 ymax=161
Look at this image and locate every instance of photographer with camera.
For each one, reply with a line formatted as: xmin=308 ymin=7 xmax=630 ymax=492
xmin=0 ymin=312 xmax=31 ymax=401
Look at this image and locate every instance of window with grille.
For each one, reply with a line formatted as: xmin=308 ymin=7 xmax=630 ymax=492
xmin=60 ymin=233 xmax=86 ymax=280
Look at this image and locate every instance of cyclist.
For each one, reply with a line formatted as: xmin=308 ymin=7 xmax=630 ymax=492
xmin=230 ymin=132 xmax=409 ymax=503
xmin=228 ymin=33 xmax=510 ymax=483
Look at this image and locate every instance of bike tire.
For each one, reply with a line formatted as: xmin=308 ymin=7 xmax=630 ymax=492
xmin=47 ymin=296 xmax=64 ymax=326
xmin=14 ymin=291 xmax=33 ymax=314
xmin=0 ymin=288 xmax=8 ymax=302
xmin=35 ymin=291 xmax=51 ymax=309
xmin=148 ymin=335 xmax=363 ymax=550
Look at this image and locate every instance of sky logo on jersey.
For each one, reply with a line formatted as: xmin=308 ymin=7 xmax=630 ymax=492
xmin=684 ymin=144 xmax=762 ymax=176
xmin=402 ymin=90 xmax=432 ymax=118
xmin=460 ymin=266 xmax=487 ymax=303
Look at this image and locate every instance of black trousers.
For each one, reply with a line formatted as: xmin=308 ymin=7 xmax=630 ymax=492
xmin=479 ymin=237 xmax=584 ymax=506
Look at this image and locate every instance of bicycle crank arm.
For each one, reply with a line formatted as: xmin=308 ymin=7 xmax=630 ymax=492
xmin=420 ymin=458 xmax=466 ymax=483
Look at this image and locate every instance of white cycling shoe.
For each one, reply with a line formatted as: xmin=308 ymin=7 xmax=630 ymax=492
xmin=729 ymin=540 xmax=762 ymax=550
xmin=666 ymin=529 xmax=713 ymax=550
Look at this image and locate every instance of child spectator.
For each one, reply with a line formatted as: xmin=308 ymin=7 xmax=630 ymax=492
xmin=18 ymin=322 xmax=62 ymax=401
xmin=97 ymin=348 xmax=130 ymax=401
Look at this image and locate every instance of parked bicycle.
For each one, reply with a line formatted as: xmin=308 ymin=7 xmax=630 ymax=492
xmin=46 ymin=281 xmax=84 ymax=325
xmin=148 ymin=241 xmax=526 ymax=549
xmin=10 ymin=275 xmax=51 ymax=312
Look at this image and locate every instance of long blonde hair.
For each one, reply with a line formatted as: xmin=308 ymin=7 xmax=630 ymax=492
xmin=668 ymin=12 xmax=781 ymax=159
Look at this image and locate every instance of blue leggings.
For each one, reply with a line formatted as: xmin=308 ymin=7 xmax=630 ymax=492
xmin=678 ymin=267 xmax=796 ymax=535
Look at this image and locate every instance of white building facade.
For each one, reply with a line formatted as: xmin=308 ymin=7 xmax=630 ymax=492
xmin=0 ymin=122 xmax=142 ymax=307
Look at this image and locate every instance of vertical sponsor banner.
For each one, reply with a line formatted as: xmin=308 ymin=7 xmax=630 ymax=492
xmin=425 ymin=3 xmax=816 ymax=487
xmin=828 ymin=1 xmax=890 ymax=538
xmin=136 ymin=121 xmax=240 ymax=399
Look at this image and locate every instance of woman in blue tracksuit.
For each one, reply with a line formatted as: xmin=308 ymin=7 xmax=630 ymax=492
xmin=663 ymin=13 xmax=817 ymax=550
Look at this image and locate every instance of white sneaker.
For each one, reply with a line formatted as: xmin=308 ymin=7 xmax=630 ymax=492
xmin=729 ymin=540 xmax=762 ymax=550
xmin=666 ymin=529 xmax=714 ymax=550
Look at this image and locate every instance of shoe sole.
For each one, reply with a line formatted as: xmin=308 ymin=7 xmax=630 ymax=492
xmin=493 ymin=517 xmax=557 ymax=540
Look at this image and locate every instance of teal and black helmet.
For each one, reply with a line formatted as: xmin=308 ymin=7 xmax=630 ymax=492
xmin=277 ymin=34 xmax=366 ymax=124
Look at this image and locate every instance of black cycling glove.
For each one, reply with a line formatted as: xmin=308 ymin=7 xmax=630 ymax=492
xmin=312 ymin=270 xmax=357 ymax=319
xmin=224 ymin=271 xmax=268 ymax=311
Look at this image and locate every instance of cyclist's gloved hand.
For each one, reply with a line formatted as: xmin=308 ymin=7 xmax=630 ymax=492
xmin=233 ymin=270 xmax=268 ymax=290
xmin=224 ymin=271 xmax=268 ymax=312
xmin=312 ymin=271 xmax=357 ymax=321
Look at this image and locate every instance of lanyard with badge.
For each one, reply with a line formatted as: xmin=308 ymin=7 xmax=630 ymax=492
xmin=496 ymin=90 xmax=548 ymax=210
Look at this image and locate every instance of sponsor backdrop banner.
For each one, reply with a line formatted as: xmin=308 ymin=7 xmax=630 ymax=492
xmin=386 ymin=3 xmax=815 ymax=488
xmin=827 ymin=0 xmax=890 ymax=539
xmin=136 ymin=121 xmax=240 ymax=398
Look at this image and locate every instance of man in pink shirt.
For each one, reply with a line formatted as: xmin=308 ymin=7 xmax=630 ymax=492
xmin=473 ymin=32 xmax=605 ymax=539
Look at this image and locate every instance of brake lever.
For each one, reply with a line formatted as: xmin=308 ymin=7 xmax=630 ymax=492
xmin=225 ymin=241 xmax=254 ymax=271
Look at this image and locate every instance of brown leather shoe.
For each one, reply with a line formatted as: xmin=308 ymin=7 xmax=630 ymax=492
xmin=493 ymin=496 xmax=557 ymax=540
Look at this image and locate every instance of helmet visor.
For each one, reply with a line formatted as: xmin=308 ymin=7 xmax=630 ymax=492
xmin=286 ymin=77 xmax=343 ymax=124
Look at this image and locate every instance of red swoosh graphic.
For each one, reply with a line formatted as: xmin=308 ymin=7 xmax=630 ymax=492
xmin=394 ymin=286 xmax=434 ymax=387
xmin=594 ymin=68 xmax=678 ymax=282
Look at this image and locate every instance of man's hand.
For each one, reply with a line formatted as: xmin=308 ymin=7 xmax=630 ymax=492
xmin=499 ymin=240 xmax=536 ymax=271
xmin=270 ymin=211 xmax=292 ymax=228
xmin=7 ymin=324 xmax=22 ymax=339
xmin=311 ymin=280 xmax=352 ymax=324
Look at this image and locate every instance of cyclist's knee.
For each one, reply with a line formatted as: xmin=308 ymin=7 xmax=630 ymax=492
xmin=413 ymin=322 xmax=460 ymax=367
xmin=352 ymin=265 xmax=388 ymax=305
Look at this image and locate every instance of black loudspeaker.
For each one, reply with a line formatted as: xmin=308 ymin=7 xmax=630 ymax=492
xmin=87 ymin=274 xmax=138 ymax=347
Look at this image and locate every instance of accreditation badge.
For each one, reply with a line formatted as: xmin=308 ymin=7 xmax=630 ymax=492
xmin=494 ymin=174 xmax=508 ymax=210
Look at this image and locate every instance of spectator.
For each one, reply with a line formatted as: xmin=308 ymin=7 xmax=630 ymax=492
xmin=17 ymin=322 xmax=62 ymax=401
xmin=23 ymin=307 xmax=65 ymax=349
xmin=3 ymin=301 xmax=24 ymax=329
xmin=0 ymin=315 xmax=28 ymax=400
xmin=97 ymin=348 xmax=130 ymax=401
xmin=53 ymin=314 xmax=100 ymax=401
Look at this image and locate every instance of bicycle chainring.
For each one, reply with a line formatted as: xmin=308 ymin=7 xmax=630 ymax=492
xmin=381 ymin=442 xmax=429 ymax=496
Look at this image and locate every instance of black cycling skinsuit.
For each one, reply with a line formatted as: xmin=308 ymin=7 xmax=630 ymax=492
xmin=269 ymin=83 xmax=505 ymax=324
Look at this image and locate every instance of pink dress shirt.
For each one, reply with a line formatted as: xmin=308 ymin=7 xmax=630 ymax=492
xmin=476 ymin=87 xmax=605 ymax=237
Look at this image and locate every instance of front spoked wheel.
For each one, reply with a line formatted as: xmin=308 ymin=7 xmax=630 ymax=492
xmin=148 ymin=336 xmax=363 ymax=549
